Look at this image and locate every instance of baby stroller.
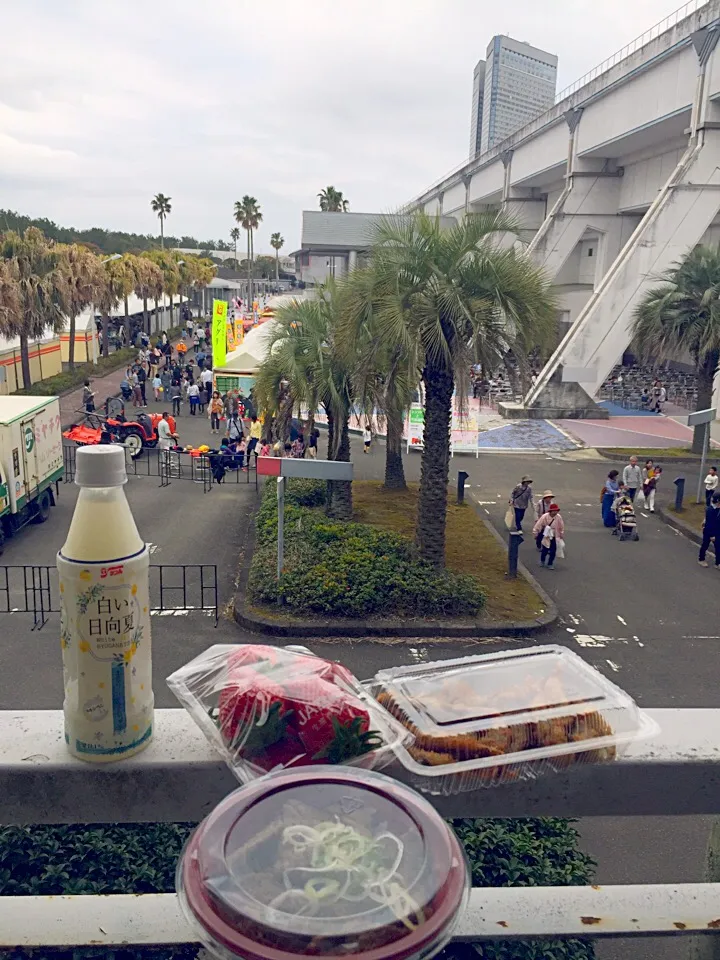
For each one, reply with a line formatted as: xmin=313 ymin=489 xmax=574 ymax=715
xmin=614 ymin=495 xmax=640 ymax=541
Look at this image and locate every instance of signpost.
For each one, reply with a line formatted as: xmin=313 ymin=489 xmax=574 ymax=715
xmin=688 ymin=407 xmax=716 ymax=503
xmin=257 ymin=457 xmax=354 ymax=602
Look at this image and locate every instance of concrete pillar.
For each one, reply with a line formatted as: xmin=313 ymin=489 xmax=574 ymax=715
xmin=523 ymin=21 xmax=720 ymax=419
xmin=348 ymin=249 xmax=358 ymax=272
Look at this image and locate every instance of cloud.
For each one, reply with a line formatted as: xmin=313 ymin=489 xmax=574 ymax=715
xmin=0 ymin=0 xmax=688 ymax=252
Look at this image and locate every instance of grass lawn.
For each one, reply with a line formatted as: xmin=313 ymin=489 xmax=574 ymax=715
xmin=667 ymin=501 xmax=706 ymax=534
xmin=352 ymin=481 xmax=545 ymax=623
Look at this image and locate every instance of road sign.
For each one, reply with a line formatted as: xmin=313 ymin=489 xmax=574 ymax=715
xmin=257 ymin=457 xmax=353 ymax=481
xmin=688 ymin=407 xmax=716 ymax=427
xmin=259 ymin=457 xmax=354 ymax=601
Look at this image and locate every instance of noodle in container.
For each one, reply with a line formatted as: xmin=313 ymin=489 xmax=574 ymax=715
xmin=177 ymin=767 xmax=469 ymax=960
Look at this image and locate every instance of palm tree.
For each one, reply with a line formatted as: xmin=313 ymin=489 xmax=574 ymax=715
xmin=57 ymin=244 xmax=105 ymax=369
xmin=342 ymin=267 xmax=419 ymax=490
xmin=255 ymin=283 xmax=354 ymax=518
xmin=0 ymin=228 xmax=69 ymax=389
xmin=136 ymin=256 xmax=164 ymax=335
xmin=97 ymin=257 xmax=129 ymax=357
xmin=318 ymin=187 xmax=349 ymax=212
xmin=632 ymin=245 xmax=720 ymax=454
xmin=230 ymin=227 xmax=240 ymax=268
xmin=234 ymin=197 xmax=263 ymax=305
xmin=270 ymin=233 xmax=284 ymax=282
xmin=366 ymin=212 xmax=556 ymax=566
xmin=151 ymin=193 xmax=172 ymax=248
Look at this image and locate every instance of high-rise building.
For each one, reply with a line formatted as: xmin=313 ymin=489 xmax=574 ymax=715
xmin=476 ymin=36 xmax=557 ymax=155
xmin=469 ymin=59 xmax=485 ymax=160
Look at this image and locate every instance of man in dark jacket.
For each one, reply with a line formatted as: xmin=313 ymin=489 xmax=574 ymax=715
xmin=699 ymin=493 xmax=720 ymax=567
xmin=136 ymin=365 xmax=147 ymax=406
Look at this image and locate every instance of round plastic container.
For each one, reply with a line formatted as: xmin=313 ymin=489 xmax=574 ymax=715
xmin=177 ymin=767 xmax=469 ymax=960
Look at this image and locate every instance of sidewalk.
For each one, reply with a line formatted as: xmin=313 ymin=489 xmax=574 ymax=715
xmin=59 ymin=338 xmax=183 ymax=428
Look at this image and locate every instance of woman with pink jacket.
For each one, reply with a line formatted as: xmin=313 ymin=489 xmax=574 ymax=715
xmin=532 ymin=503 xmax=565 ymax=570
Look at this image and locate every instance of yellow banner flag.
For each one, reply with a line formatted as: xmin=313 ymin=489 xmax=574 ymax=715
xmin=234 ymin=320 xmax=244 ymax=346
xmin=212 ymin=299 xmax=227 ymax=367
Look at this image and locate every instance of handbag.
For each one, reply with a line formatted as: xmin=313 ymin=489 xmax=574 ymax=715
xmin=556 ymin=538 xmax=566 ymax=559
xmin=504 ymin=507 xmax=515 ymax=530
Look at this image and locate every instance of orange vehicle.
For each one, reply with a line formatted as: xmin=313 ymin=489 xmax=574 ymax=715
xmin=63 ymin=404 xmax=177 ymax=459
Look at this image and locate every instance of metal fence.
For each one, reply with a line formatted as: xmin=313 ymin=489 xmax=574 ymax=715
xmin=0 ymin=563 xmax=219 ymax=628
xmin=63 ymin=444 xmax=259 ymax=493
xmin=2 ymin=707 xmax=720 ymax=950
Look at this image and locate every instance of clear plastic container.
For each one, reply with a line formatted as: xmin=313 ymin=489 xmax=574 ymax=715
xmin=370 ymin=645 xmax=659 ymax=794
xmin=177 ymin=767 xmax=469 ymax=960
xmin=167 ymin=644 xmax=411 ymax=782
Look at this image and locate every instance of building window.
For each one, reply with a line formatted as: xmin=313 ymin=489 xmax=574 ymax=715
xmin=588 ymin=248 xmax=594 ymax=257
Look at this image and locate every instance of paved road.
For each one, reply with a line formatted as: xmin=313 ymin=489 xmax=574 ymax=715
xmin=1 ymin=414 xmax=716 ymax=960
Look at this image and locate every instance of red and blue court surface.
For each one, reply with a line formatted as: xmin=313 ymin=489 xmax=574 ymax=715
xmin=557 ymin=415 xmax=716 ymax=450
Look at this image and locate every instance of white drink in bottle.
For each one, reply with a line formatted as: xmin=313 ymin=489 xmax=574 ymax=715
xmin=58 ymin=445 xmax=153 ymax=761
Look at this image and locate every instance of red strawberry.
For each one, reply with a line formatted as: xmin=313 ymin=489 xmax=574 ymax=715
xmin=282 ymin=675 xmax=373 ymax=757
xmin=217 ymin=667 xmax=290 ymax=755
xmin=251 ymin=735 xmax=306 ymax=772
xmin=227 ymin=645 xmax=332 ymax=679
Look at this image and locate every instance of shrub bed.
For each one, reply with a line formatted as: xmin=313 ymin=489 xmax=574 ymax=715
xmin=247 ymin=479 xmax=486 ymax=618
xmin=0 ymin=818 xmax=594 ymax=960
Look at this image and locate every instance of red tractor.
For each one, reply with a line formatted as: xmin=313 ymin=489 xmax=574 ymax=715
xmin=64 ymin=402 xmax=177 ymax=459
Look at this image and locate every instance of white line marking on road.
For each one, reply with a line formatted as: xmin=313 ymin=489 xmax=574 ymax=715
xmin=683 ymin=636 xmax=720 ymax=640
xmin=632 ymin=635 xmax=645 ymax=647
xmin=575 ymin=635 xmax=610 ymax=648
xmin=641 ymin=512 xmax=649 ymax=518
xmin=566 ymin=627 xmax=576 ymax=633
xmin=606 ymin=660 xmax=621 ymax=672
xmin=484 ymin=509 xmax=490 ymax=515
xmin=617 ymin=615 xmax=627 ymax=626
xmin=568 ymin=613 xmax=582 ymax=625
xmin=476 ymin=501 xmax=497 ymax=505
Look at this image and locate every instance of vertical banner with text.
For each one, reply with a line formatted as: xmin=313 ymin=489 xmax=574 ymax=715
xmin=212 ymin=299 xmax=228 ymax=368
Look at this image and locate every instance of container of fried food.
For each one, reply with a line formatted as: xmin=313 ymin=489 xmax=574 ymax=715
xmin=368 ymin=645 xmax=659 ymax=794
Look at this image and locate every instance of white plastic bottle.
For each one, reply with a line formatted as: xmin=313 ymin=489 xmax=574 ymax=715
xmin=58 ymin=445 xmax=153 ymax=761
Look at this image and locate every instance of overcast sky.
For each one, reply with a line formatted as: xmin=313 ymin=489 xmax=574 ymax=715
xmin=0 ymin=0 xmax=687 ymax=254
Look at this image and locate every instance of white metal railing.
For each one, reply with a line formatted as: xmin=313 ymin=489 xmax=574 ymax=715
xmin=2 ymin=707 xmax=720 ymax=947
xmin=404 ymin=0 xmax=709 ymax=209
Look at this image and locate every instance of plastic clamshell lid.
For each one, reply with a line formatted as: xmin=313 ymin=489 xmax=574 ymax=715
xmin=178 ymin=767 xmax=468 ymax=960
xmin=373 ymin=645 xmax=648 ymax=742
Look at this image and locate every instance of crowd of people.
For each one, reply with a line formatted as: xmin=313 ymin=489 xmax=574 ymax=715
xmin=508 ymin=456 xmax=671 ymax=569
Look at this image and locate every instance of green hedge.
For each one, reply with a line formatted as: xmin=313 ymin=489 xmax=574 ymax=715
xmin=247 ymin=479 xmax=486 ymax=617
xmin=0 ymin=818 xmax=594 ymax=960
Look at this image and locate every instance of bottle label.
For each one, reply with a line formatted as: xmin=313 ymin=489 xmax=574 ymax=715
xmin=59 ymin=549 xmax=153 ymax=759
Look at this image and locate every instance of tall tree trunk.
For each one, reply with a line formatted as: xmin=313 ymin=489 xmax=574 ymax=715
xmin=693 ymin=353 xmax=719 ymax=454
xmin=160 ymin=217 xmax=164 ymax=249
xmin=124 ymin=296 xmax=130 ymax=345
xmin=326 ymin=414 xmax=352 ymax=520
xmin=101 ymin=314 xmax=110 ymax=358
xmin=143 ymin=296 xmax=149 ymax=335
xmin=169 ymin=294 xmax=174 ymax=327
xmin=275 ymin=250 xmax=279 ymax=282
xmin=326 ymin=409 xmax=334 ymax=460
xmin=154 ymin=298 xmax=159 ymax=335
xmin=19 ymin=334 xmax=31 ymax=390
xmin=384 ymin=409 xmax=406 ymax=490
xmin=250 ymin=230 xmax=255 ymax=306
xmin=68 ymin=312 xmax=77 ymax=370
xmin=416 ymin=363 xmax=453 ymax=566
xmin=246 ymin=231 xmax=252 ymax=308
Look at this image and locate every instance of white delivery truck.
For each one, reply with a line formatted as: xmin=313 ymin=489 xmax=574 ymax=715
xmin=0 ymin=396 xmax=64 ymax=553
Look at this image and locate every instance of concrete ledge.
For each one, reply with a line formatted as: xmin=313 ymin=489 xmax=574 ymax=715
xmin=3 ymin=708 xmax=720 ymax=822
xmin=499 ymin=401 xmax=609 ymax=420
xmin=233 ymin=491 xmax=558 ymax=640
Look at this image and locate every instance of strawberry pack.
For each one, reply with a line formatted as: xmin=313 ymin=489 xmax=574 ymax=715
xmin=167 ymin=644 xmax=410 ymax=781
